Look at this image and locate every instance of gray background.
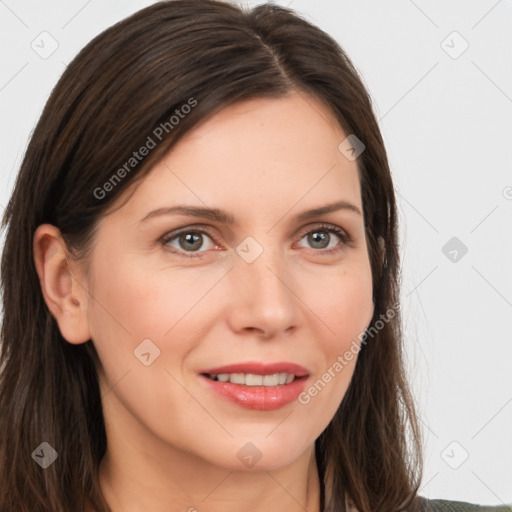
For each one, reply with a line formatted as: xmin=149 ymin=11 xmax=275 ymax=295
xmin=1 ymin=0 xmax=511 ymax=505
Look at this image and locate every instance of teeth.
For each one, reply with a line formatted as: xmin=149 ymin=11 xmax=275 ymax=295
xmin=230 ymin=373 xmax=245 ymax=385
xmin=209 ymin=372 xmax=297 ymax=386
xmin=262 ymin=374 xmax=278 ymax=386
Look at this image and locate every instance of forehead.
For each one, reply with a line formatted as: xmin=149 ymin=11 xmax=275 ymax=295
xmin=179 ymin=92 xmax=347 ymax=163
xmin=112 ymin=92 xmax=362 ymax=222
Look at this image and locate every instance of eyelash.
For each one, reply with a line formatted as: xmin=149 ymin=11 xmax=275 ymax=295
xmin=159 ymin=223 xmax=352 ymax=259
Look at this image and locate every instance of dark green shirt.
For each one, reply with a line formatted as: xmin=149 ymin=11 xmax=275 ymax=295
xmin=422 ymin=498 xmax=512 ymax=511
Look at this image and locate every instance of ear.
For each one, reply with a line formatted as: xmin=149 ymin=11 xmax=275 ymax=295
xmin=33 ymin=224 xmax=91 ymax=344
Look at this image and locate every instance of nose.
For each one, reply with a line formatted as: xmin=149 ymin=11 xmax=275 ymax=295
xmin=227 ymin=242 xmax=298 ymax=340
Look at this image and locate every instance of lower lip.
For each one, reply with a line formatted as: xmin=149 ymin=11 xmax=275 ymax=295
xmin=199 ymin=375 xmax=308 ymax=411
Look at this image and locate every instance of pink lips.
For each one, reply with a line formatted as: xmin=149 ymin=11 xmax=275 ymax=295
xmin=198 ymin=361 xmax=310 ymax=411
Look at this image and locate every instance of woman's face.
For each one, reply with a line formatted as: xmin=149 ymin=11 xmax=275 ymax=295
xmin=81 ymin=92 xmax=374 ymax=471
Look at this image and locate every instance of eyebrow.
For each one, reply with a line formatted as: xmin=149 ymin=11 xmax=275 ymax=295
xmin=139 ymin=200 xmax=362 ymax=224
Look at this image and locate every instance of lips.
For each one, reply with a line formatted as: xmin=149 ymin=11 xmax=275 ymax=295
xmin=198 ymin=361 xmax=310 ymax=411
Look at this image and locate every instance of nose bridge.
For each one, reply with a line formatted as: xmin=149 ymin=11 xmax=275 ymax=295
xmin=237 ymin=234 xmax=289 ymax=295
xmin=231 ymin=233 xmax=297 ymax=334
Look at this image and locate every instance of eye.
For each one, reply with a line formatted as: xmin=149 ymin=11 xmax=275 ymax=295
xmin=160 ymin=227 xmax=218 ymax=258
xmin=160 ymin=223 xmax=352 ymax=259
xmin=296 ymin=223 xmax=352 ymax=255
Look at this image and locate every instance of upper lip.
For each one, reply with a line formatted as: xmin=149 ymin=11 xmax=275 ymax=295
xmin=199 ymin=362 xmax=310 ymax=377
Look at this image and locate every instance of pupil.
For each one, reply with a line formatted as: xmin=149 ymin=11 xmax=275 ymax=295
xmin=182 ymin=233 xmax=201 ymax=251
xmin=310 ymin=231 xmax=328 ymax=248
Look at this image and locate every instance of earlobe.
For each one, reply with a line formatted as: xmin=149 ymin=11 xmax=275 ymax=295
xmin=33 ymin=224 xmax=91 ymax=344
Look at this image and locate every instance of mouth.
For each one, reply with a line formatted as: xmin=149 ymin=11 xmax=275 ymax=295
xmin=202 ymin=372 xmax=307 ymax=386
xmin=198 ymin=362 xmax=310 ymax=410
xmin=199 ymin=361 xmax=309 ymax=385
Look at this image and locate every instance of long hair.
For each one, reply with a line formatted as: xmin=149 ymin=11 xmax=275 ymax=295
xmin=0 ymin=1 xmax=423 ymax=511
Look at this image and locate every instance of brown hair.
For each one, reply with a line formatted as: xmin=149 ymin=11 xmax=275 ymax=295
xmin=0 ymin=1 xmax=424 ymax=511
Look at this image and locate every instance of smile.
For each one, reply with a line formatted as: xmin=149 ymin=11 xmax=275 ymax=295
xmin=204 ymin=372 xmax=296 ymax=386
xmin=198 ymin=361 xmax=310 ymax=410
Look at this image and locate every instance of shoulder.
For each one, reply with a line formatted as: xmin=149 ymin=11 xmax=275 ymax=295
xmin=418 ymin=497 xmax=512 ymax=512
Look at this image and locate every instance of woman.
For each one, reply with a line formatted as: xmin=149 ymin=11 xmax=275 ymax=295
xmin=0 ymin=1 xmax=509 ymax=511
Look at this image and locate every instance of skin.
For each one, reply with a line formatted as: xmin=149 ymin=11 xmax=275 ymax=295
xmin=34 ymin=92 xmax=375 ymax=512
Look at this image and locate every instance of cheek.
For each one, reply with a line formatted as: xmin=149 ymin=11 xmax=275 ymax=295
xmin=298 ymin=270 xmax=372 ymax=422
xmin=85 ymin=254 xmax=221 ymax=376
xmin=307 ymin=259 xmax=374 ymax=352
xmin=84 ymin=258 xmax=209 ymax=435
xmin=87 ymin=253 xmax=190 ymax=336
xmin=299 ymin=260 xmax=373 ymax=405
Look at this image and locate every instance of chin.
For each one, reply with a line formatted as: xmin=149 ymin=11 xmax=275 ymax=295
xmin=201 ymin=436 xmax=312 ymax=473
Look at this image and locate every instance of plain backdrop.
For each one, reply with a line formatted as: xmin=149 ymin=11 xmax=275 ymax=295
xmin=1 ymin=0 xmax=511 ymax=505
